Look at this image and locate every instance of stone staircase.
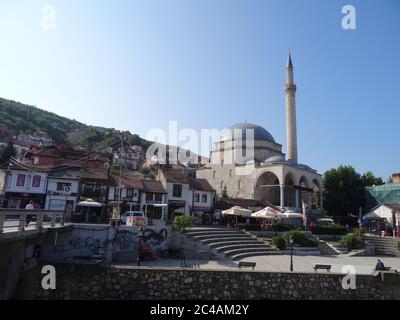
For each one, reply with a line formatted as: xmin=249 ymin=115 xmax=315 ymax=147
xmin=317 ymin=240 xmax=340 ymax=255
xmin=184 ymin=227 xmax=279 ymax=261
xmin=364 ymin=235 xmax=400 ymax=256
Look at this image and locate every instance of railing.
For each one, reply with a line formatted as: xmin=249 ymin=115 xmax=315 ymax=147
xmin=0 ymin=208 xmax=65 ymax=234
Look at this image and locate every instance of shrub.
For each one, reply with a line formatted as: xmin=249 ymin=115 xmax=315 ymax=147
xmin=310 ymin=224 xmax=347 ymax=235
xmin=272 ymin=236 xmax=286 ymax=250
xmin=283 ymin=230 xmax=318 ymax=247
xmin=173 ymin=215 xmax=193 ymax=232
xmin=272 ymin=223 xmax=294 ymax=232
xmin=338 ymin=234 xmax=363 ymax=250
xmin=237 ymin=223 xmax=262 ymax=231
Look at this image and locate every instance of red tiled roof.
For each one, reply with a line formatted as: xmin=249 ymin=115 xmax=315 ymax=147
xmin=141 ymin=180 xmax=166 ymax=193
xmin=109 ymin=174 xmax=143 ymax=189
xmin=79 ymin=168 xmax=109 ymax=180
xmin=193 ymin=178 xmax=215 ymax=192
xmin=161 ymin=167 xmax=190 ymax=184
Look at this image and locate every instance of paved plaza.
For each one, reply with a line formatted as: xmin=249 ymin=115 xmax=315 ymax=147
xmin=120 ymin=254 xmax=400 ymax=275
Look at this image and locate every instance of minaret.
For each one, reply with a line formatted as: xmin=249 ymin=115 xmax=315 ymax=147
xmin=284 ymin=52 xmax=298 ymax=163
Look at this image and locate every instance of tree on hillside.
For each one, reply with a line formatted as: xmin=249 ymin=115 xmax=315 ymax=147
xmin=323 ymin=166 xmax=385 ymax=216
xmin=0 ymin=140 xmax=16 ymax=165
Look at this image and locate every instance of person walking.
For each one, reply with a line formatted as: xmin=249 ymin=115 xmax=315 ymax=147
xmin=25 ymin=200 xmax=34 ymax=227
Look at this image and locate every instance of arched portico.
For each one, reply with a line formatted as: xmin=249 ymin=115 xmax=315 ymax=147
xmin=284 ymin=172 xmax=296 ymax=207
xmin=312 ymin=178 xmax=323 ymax=211
xmin=255 ymin=171 xmax=281 ymax=206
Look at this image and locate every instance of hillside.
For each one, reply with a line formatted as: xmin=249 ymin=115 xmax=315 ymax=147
xmin=0 ymin=97 xmax=153 ymax=151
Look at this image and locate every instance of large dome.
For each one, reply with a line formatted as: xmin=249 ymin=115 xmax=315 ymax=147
xmin=221 ymin=123 xmax=275 ymax=143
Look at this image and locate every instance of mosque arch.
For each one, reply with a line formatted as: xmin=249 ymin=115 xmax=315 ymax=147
xmin=254 ymin=171 xmax=281 ymax=205
xmin=284 ymin=172 xmax=296 ymax=207
xmin=312 ymin=178 xmax=322 ymax=209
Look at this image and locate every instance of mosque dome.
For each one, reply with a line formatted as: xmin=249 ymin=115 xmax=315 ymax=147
xmin=221 ymin=123 xmax=275 ymax=143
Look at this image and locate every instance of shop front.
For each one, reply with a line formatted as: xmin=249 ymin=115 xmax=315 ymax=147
xmin=4 ymin=192 xmax=46 ymax=209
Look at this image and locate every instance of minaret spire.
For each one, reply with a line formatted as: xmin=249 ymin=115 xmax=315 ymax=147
xmin=284 ymin=52 xmax=298 ymax=163
xmin=287 ymin=52 xmax=293 ymax=69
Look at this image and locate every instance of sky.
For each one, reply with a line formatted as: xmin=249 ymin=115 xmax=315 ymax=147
xmin=0 ymin=0 xmax=399 ymax=179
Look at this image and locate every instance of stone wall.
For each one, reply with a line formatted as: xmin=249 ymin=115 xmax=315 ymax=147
xmin=15 ymin=263 xmax=400 ymax=300
xmin=169 ymin=231 xmax=212 ymax=260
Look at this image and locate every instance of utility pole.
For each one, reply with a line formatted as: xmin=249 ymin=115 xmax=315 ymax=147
xmin=117 ymin=134 xmax=124 ymax=220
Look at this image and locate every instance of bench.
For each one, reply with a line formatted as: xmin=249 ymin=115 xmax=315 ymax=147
xmin=374 ymin=267 xmax=392 ymax=272
xmin=313 ymin=264 xmax=332 ymax=272
xmin=238 ymin=261 xmax=256 ymax=270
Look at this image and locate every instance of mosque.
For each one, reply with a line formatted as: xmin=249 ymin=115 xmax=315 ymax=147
xmin=197 ymin=54 xmax=323 ymax=213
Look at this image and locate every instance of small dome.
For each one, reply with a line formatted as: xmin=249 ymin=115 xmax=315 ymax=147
xmin=221 ymin=123 xmax=275 ymax=143
xmin=264 ymin=155 xmax=284 ymax=163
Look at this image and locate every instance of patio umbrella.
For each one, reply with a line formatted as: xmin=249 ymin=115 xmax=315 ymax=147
xmin=302 ymin=201 xmax=307 ymax=229
xmin=283 ymin=210 xmax=304 ymax=218
xmin=222 ymin=206 xmax=252 ymax=224
xmin=77 ymin=199 xmax=102 ymax=222
xmin=251 ymin=207 xmax=285 ymax=219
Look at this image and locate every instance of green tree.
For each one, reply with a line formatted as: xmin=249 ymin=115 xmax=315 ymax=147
xmin=172 ymin=215 xmax=192 ymax=232
xmin=323 ymin=166 xmax=384 ymax=216
xmin=323 ymin=165 xmax=364 ymax=216
xmin=361 ymin=171 xmax=384 ymax=187
xmin=0 ymin=140 xmax=16 ymax=165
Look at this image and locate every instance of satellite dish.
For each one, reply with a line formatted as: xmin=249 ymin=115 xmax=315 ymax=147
xmin=106 ymin=147 xmax=113 ymax=153
xmin=104 ymin=162 xmax=110 ymax=169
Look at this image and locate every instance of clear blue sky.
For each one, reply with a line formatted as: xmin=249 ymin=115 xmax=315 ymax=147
xmin=0 ymin=0 xmax=399 ymax=179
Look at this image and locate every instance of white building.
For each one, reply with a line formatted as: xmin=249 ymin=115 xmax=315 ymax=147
xmin=45 ymin=169 xmax=80 ymax=211
xmin=157 ymin=166 xmax=215 ymax=222
xmin=364 ymin=204 xmax=400 ymax=225
xmin=140 ymin=179 xmax=167 ymax=221
xmin=3 ymin=167 xmax=48 ymax=208
xmin=108 ymin=174 xmax=142 ymax=213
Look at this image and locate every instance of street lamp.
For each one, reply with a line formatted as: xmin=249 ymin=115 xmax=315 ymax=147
xmin=137 ymin=227 xmax=144 ymax=266
xmin=289 ymin=235 xmax=294 ymax=272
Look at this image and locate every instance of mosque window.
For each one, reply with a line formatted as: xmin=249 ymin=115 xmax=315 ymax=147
xmin=229 ymin=169 xmax=233 ymax=178
xmin=238 ymin=180 xmax=241 ymax=189
xmin=213 ymin=171 xmax=216 ymax=179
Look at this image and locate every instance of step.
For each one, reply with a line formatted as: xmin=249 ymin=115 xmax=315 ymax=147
xmin=224 ymin=247 xmax=278 ymax=257
xmin=216 ymin=243 xmax=269 ymax=252
xmin=190 ymin=233 xmax=249 ymax=240
xmin=186 ymin=230 xmax=243 ymax=237
xmin=209 ymin=239 xmax=262 ymax=249
xmin=200 ymin=236 xmax=254 ymax=244
xmin=231 ymin=251 xmax=281 ymax=261
xmin=186 ymin=227 xmax=231 ymax=232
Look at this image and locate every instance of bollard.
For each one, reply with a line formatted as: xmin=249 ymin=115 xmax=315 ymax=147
xmin=50 ymin=212 xmax=56 ymax=227
xmin=60 ymin=211 xmax=65 ymax=226
xmin=0 ymin=213 xmax=4 ymax=233
xmin=18 ymin=213 xmax=26 ymax=232
xmin=36 ymin=212 xmax=44 ymax=230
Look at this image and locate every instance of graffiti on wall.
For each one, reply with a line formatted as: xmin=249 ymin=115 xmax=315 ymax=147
xmin=139 ymin=228 xmax=168 ymax=259
xmin=115 ymin=227 xmax=169 ymax=259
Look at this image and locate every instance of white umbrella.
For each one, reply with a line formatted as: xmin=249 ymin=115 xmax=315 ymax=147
xmin=77 ymin=199 xmax=102 ymax=207
xmin=222 ymin=206 xmax=252 ymax=224
xmin=283 ymin=210 xmax=304 ymax=218
xmin=77 ymin=199 xmax=103 ymax=223
xmin=222 ymin=206 xmax=252 ymax=217
xmin=251 ymin=206 xmax=285 ymax=219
